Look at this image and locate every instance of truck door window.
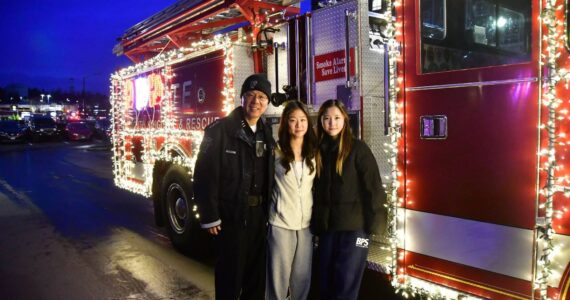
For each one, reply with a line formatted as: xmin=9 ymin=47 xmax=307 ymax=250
xmin=422 ymin=0 xmax=446 ymax=40
xmin=420 ymin=0 xmax=531 ymax=74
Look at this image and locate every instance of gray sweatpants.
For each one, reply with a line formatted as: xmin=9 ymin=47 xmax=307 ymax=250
xmin=266 ymin=225 xmax=313 ymax=300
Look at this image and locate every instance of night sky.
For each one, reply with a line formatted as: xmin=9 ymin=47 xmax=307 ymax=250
xmin=0 ymin=0 xmax=177 ymax=95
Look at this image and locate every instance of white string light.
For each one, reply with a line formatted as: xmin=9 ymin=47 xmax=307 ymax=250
xmin=535 ymin=0 xmax=570 ymax=298
xmin=109 ymin=35 xmax=235 ymax=204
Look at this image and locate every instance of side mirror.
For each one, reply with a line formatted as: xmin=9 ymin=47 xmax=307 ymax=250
xmin=270 ymin=85 xmax=298 ymax=107
xmin=270 ymin=93 xmax=287 ymax=107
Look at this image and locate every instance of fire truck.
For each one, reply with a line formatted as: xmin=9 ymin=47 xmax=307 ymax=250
xmin=111 ymin=0 xmax=570 ymax=298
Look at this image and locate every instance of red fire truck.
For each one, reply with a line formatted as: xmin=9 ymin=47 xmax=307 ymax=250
xmin=111 ymin=0 xmax=570 ymax=298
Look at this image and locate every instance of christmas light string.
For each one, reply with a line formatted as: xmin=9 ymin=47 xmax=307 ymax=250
xmin=109 ymin=35 xmax=234 ymax=200
xmin=381 ymin=0 xmax=403 ymax=289
xmin=536 ymin=0 xmax=570 ymax=298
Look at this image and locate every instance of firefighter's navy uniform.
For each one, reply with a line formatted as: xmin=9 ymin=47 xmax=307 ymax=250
xmin=194 ymin=105 xmax=275 ymax=300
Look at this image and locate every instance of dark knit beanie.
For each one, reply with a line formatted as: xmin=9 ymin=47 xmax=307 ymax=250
xmin=240 ymin=74 xmax=272 ymax=100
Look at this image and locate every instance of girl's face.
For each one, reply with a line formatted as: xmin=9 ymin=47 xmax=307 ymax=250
xmin=288 ymin=108 xmax=308 ymax=140
xmin=321 ymin=106 xmax=345 ymax=138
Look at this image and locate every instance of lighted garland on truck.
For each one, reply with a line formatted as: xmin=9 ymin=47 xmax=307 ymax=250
xmin=109 ymin=35 xmax=235 ymax=204
xmin=537 ymin=0 xmax=570 ymax=298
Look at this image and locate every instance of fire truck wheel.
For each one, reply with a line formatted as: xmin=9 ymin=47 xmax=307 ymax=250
xmin=162 ymin=165 xmax=196 ymax=251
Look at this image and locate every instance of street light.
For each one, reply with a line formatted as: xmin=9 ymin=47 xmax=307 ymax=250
xmin=47 ymin=94 xmax=51 ymax=105
xmin=40 ymin=94 xmax=45 ymax=103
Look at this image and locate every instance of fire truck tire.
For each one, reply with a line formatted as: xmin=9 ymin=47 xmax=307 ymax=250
xmin=161 ymin=165 xmax=197 ymax=251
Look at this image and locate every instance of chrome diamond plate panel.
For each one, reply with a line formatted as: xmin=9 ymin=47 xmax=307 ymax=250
xmin=232 ymin=43 xmax=255 ymax=108
xmin=311 ymin=0 xmax=360 ymax=110
xmin=359 ymin=3 xmax=391 ymax=187
xmin=357 ymin=0 xmax=391 ymax=265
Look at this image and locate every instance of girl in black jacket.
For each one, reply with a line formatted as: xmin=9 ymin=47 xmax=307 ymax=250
xmin=313 ymin=99 xmax=387 ymax=300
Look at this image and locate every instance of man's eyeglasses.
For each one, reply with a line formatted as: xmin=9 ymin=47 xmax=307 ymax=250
xmin=244 ymin=92 xmax=269 ymax=103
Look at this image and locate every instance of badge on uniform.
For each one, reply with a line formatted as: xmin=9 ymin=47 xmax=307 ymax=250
xmin=255 ymin=141 xmax=265 ymax=158
xmin=355 ymin=237 xmax=369 ymax=248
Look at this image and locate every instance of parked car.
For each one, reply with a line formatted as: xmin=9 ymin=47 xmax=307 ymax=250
xmin=28 ymin=116 xmax=58 ymax=141
xmin=55 ymin=121 xmax=68 ymax=137
xmin=65 ymin=122 xmax=93 ymax=141
xmin=0 ymin=120 xmax=30 ymax=143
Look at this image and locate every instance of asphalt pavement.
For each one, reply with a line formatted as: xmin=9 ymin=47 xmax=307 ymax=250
xmin=0 ymin=140 xmax=214 ymax=300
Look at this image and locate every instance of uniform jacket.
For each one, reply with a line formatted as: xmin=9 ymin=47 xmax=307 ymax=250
xmin=312 ymin=137 xmax=387 ymax=235
xmin=193 ymin=107 xmax=276 ymax=226
xmin=268 ymin=149 xmax=316 ymax=230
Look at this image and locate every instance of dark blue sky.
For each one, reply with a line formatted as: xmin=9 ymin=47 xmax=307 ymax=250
xmin=0 ymin=1 xmax=177 ymax=95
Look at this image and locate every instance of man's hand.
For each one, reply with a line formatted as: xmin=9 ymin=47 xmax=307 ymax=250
xmin=207 ymin=225 xmax=222 ymax=235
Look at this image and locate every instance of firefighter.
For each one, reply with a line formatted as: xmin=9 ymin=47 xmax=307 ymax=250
xmin=312 ymin=99 xmax=387 ymax=300
xmin=193 ymin=74 xmax=275 ymax=300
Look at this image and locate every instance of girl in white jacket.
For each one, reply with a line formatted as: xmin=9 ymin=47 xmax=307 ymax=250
xmin=267 ymin=101 xmax=317 ymax=300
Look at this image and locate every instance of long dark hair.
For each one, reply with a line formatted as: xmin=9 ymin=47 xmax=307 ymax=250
xmin=316 ymin=99 xmax=353 ymax=176
xmin=277 ymin=101 xmax=317 ymax=174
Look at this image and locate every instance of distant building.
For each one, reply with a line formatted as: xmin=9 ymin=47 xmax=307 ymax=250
xmin=0 ymin=103 xmax=79 ymax=120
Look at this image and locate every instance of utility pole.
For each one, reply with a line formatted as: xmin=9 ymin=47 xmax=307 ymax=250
xmin=81 ymin=73 xmax=101 ymax=118
xmin=82 ymin=77 xmax=86 ymax=116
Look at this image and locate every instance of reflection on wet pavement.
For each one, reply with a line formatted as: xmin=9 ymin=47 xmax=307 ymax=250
xmin=0 ymin=143 xmax=215 ymax=299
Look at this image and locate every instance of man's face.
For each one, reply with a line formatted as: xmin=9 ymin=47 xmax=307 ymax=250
xmin=243 ymin=90 xmax=269 ymax=122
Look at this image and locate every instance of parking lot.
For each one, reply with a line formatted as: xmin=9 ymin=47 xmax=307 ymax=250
xmin=0 ymin=115 xmax=110 ymax=144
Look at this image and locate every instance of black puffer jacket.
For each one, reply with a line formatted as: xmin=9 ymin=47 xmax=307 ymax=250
xmin=193 ymin=107 xmax=276 ymax=225
xmin=312 ymin=137 xmax=387 ymax=235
